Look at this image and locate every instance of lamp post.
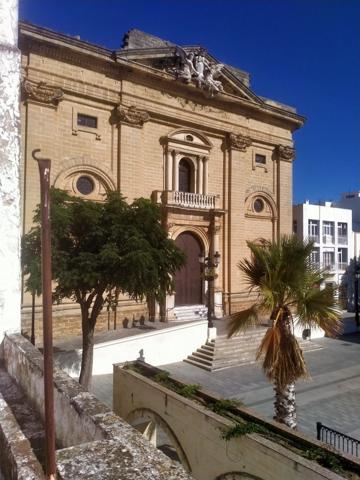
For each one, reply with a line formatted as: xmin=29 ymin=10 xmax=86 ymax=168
xmin=199 ymin=251 xmax=221 ymax=328
xmin=355 ymin=259 xmax=360 ymax=327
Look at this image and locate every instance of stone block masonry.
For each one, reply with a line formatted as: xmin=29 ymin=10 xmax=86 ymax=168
xmin=1 ymin=333 xmax=193 ymax=479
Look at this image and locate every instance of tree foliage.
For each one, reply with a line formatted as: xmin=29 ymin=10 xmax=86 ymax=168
xmin=227 ymin=235 xmax=341 ymax=427
xmin=22 ymin=188 xmax=185 ymax=386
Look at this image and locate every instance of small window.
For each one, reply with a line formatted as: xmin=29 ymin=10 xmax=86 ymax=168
xmin=76 ymin=176 xmax=94 ymax=195
xmin=77 ymin=113 xmax=98 ymax=129
xmin=255 ymin=154 xmax=266 ymax=165
xmin=293 ymin=220 xmax=297 ymax=233
xmin=254 ymin=198 xmax=264 ymax=213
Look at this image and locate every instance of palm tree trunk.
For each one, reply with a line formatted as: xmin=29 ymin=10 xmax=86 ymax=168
xmin=273 ymin=381 xmax=297 ymax=429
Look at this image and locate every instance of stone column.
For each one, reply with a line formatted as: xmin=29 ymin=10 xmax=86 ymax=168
xmin=166 ymin=148 xmax=173 ymax=190
xmin=173 ymin=151 xmax=179 ymax=191
xmin=197 ymin=156 xmax=203 ymax=194
xmin=0 ymin=0 xmax=21 ymax=340
xmin=203 ymin=157 xmax=208 ymax=195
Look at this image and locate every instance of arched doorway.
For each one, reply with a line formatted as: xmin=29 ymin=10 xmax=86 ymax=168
xmin=174 ymin=232 xmax=202 ymax=306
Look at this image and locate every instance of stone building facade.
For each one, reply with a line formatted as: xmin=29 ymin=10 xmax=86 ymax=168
xmin=19 ymin=22 xmax=305 ymax=339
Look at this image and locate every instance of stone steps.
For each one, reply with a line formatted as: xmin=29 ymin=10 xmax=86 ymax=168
xmin=184 ymin=327 xmax=323 ymax=371
xmin=173 ymin=305 xmax=207 ymax=321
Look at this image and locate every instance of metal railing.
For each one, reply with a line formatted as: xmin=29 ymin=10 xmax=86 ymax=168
xmin=308 ymin=235 xmax=320 ymax=243
xmin=338 ymin=235 xmax=348 ymax=245
xmin=322 ymin=234 xmax=335 ymax=244
xmin=317 ymin=422 xmax=360 ymax=457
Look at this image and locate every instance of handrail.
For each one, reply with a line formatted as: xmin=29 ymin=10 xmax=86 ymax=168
xmin=317 ymin=422 xmax=360 ymax=457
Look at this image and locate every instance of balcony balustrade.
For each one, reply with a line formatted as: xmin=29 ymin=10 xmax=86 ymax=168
xmin=338 ymin=235 xmax=348 ymax=245
xmin=322 ymin=234 xmax=335 ymax=244
xmin=152 ymin=190 xmax=220 ymax=210
xmin=309 ymin=235 xmax=320 ymax=243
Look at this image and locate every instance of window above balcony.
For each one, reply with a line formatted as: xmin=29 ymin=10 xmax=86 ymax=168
xmin=163 ymin=128 xmax=212 ymax=195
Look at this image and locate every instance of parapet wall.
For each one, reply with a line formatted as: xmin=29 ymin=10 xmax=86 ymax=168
xmin=2 ymin=334 xmax=193 ymax=479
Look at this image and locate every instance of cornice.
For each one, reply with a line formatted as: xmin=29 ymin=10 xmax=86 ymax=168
xmin=19 ymin=21 xmax=306 ymax=130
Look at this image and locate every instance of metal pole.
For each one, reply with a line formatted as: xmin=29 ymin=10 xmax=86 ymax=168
xmin=316 ymin=421 xmax=322 ymax=441
xmin=31 ymin=292 xmax=35 ymax=345
xmin=207 ymin=274 xmax=214 ymax=329
xmin=33 ymin=149 xmax=56 ymax=479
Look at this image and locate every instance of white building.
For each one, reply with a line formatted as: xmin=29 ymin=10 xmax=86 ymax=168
xmin=293 ymin=201 xmax=353 ymax=288
xmin=337 ymin=191 xmax=360 ymax=259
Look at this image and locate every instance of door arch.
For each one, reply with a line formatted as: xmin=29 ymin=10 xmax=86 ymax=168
xmin=174 ymin=232 xmax=203 ymax=306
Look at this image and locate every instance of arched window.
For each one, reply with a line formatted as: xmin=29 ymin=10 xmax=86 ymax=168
xmin=178 ymin=158 xmax=193 ymax=192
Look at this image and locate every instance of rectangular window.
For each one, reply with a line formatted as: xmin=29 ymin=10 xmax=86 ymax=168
xmin=337 ymin=222 xmax=348 ymax=244
xmin=308 ymin=220 xmax=319 ymax=241
xmin=323 ymin=250 xmax=335 ymax=270
xmin=338 ymin=248 xmax=348 ymax=270
xmin=310 ymin=247 xmax=320 ymax=266
xmin=255 ymin=154 xmax=266 ymax=165
xmin=322 ymin=221 xmax=335 ymax=243
xmin=293 ymin=220 xmax=297 ymax=234
xmin=77 ymin=113 xmax=98 ymax=129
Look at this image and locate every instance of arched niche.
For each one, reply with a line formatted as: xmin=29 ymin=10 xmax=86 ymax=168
xmin=127 ymin=408 xmax=191 ymax=472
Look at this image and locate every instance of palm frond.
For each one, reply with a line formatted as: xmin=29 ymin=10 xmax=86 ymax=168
xmin=296 ymin=284 xmax=342 ymax=337
xmin=226 ymin=304 xmax=262 ymax=338
xmin=257 ymin=326 xmax=309 ymax=389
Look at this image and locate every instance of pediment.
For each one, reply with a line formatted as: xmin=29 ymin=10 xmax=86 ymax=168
xmin=116 ymin=44 xmax=263 ymax=104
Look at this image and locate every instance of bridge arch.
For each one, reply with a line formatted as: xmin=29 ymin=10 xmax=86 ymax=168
xmin=215 ymin=472 xmax=264 ymax=480
xmin=127 ymin=408 xmax=191 ymax=473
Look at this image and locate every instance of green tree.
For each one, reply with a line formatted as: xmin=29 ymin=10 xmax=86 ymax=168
xmin=21 ymin=228 xmax=42 ymax=345
xmin=227 ymin=235 xmax=341 ymax=429
xmin=22 ymin=189 xmax=185 ymax=387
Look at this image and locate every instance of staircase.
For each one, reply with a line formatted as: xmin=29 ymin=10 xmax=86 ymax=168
xmin=173 ymin=305 xmax=207 ymax=322
xmin=184 ymin=327 xmax=322 ymax=371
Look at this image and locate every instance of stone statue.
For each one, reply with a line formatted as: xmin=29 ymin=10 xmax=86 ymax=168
xmin=171 ymin=47 xmax=224 ymax=96
xmin=204 ymin=63 xmax=224 ymax=96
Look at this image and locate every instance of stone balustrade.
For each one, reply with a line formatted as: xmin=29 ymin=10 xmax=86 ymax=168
xmin=152 ymin=190 xmax=219 ymax=210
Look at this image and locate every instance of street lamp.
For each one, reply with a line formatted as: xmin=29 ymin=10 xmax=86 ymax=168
xmin=199 ymin=251 xmax=221 ymax=328
xmin=355 ymin=259 xmax=360 ymax=327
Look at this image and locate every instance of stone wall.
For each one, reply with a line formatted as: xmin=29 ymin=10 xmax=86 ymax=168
xmin=114 ymin=362 xmax=360 ymax=480
xmin=1 ymin=333 xmax=193 ymax=479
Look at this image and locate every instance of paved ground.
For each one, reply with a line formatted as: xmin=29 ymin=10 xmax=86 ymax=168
xmin=90 ymin=332 xmax=360 ymax=441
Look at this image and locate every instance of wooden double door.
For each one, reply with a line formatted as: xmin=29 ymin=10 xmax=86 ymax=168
xmin=174 ymin=232 xmax=203 ymax=306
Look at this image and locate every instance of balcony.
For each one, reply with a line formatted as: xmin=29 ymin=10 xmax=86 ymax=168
xmin=338 ymin=235 xmax=348 ymax=245
xmin=338 ymin=262 xmax=348 ymax=271
xmin=309 ymin=235 xmax=320 ymax=243
xmin=322 ymin=234 xmax=335 ymax=244
xmin=323 ymin=262 xmax=335 ymax=272
xmin=152 ymin=190 xmax=220 ymax=210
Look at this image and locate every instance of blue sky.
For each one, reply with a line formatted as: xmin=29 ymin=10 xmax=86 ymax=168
xmin=20 ymin=0 xmax=360 ymax=204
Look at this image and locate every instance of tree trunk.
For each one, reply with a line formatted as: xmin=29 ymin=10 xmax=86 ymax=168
xmin=79 ymin=320 xmax=95 ymax=388
xmin=31 ymin=292 xmax=35 ymax=345
xmin=273 ymin=381 xmax=297 ymax=429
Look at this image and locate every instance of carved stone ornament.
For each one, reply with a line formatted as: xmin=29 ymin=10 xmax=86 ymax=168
xmin=22 ymin=79 xmax=64 ymax=106
xmin=228 ymin=133 xmax=252 ymax=151
xmin=114 ymin=105 xmax=150 ymax=128
xmin=169 ymin=47 xmax=224 ymax=97
xmin=277 ymin=145 xmax=295 ymax=161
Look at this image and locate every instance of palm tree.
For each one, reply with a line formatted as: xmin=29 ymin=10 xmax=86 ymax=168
xmin=227 ymin=235 xmax=341 ymax=429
